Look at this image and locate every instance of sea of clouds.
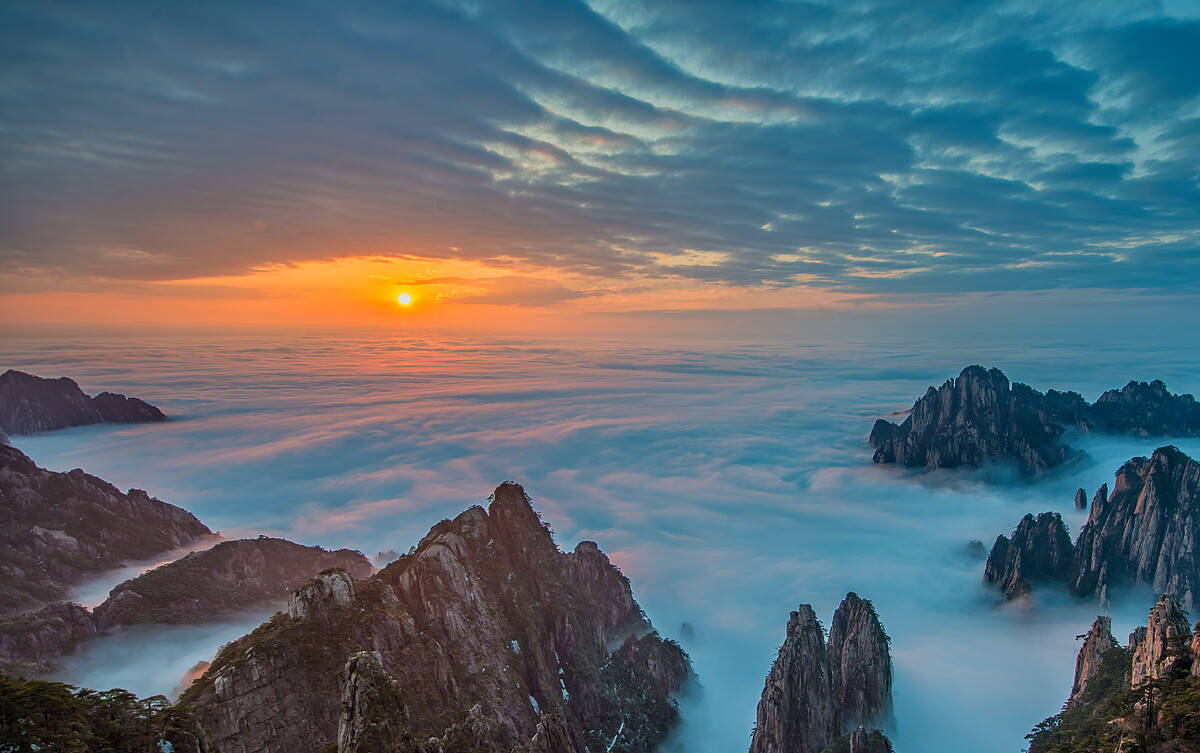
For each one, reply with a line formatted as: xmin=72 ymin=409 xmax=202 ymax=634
xmin=5 ymin=326 xmax=1200 ymax=752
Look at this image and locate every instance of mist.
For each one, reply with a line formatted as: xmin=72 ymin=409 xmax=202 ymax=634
xmin=53 ymin=612 xmax=275 ymax=700
xmin=4 ymin=324 xmax=1199 ymax=752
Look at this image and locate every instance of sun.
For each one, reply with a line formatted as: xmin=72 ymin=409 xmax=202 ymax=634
xmin=396 ymin=292 xmax=413 ymax=306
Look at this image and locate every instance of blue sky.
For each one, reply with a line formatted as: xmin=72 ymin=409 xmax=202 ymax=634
xmin=1 ymin=0 xmax=1198 ymax=319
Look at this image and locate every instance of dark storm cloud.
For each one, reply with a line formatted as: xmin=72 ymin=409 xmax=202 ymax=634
xmin=1 ymin=0 xmax=1197 ymax=295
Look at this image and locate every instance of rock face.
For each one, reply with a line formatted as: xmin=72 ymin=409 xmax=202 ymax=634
xmin=181 ymin=482 xmax=690 ymax=753
xmin=750 ymin=605 xmax=836 ymax=753
xmin=1074 ymin=488 xmax=1087 ymax=510
xmin=1069 ymin=616 xmax=1117 ymax=706
xmin=1027 ymin=596 xmax=1199 ymax=752
xmin=869 ymin=367 xmax=1200 ymax=476
xmin=0 ymin=369 xmax=166 ymax=435
xmin=983 ymin=447 xmax=1200 ymax=609
xmin=93 ymin=537 xmax=371 ymax=629
xmin=983 ymin=513 xmax=1074 ymax=600
xmin=1130 ymin=594 xmax=1193 ymax=688
xmin=1070 ymin=446 xmax=1200 ymax=609
xmin=827 ymin=594 xmax=893 ymax=731
xmin=749 ymin=594 xmax=893 ymax=753
xmin=0 ymin=444 xmax=212 ymax=614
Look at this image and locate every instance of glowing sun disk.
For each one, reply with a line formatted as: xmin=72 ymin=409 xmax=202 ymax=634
xmin=397 ymin=292 xmax=413 ymax=306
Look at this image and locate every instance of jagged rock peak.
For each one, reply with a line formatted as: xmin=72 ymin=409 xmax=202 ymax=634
xmin=1070 ymin=446 xmax=1200 ymax=608
xmin=1074 ymin=488 xmax=1087 ymax=510
xmin=1092 ymin=483 xmax=1108 ymax=510
xmin=983 ymin=512 xmax=1073 ymax=600
xmin=827 ymin=593 xmax=893 ymax=731
xmin=289 ymin=569 xmax=357 ymax=621
xmin=486 ymin=481 xmax=557 ymax=560
xmin=182 ymin=483 xmax=689 ymax=753
xmin=1069 ymin=616 xmax=1117 ymax=706
xmin=869 ymin=367 xmax=1200 ymax=476
xmin=1130 ymin=594 xmax=1192 ymax=688
xmin=750 ymin=595 xmax=895 ymax=753
xmin=868 ymin=365 xmax=1088 ymax=476
xmin=0 ymin=369 xmax=167 ymax=435
xmin=750 ymin=605 xmax=837 ymax=753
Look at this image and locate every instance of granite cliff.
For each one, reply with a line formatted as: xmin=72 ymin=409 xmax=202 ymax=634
xmin=748 ymin=593 xmax=893 ymax=753
xmin=0 ymin=444 xmax=212 ymax=615
xmin=1069 ymin=617 xmax=1117 ymax=706
xmin=983 ymin=446 xmax=1200 ymax=610
xmin=179 ymin=482 xmax=691 ymax=753
xmin=1028 ymin=594 xmax=1200 ymax=752
xmin=1070 ymin=445 xmax=1200 ymax=609
xmin=0 ymin=369 xmax=166 ymax=435
xmin=983 ymin=512 xmax=1073 ymax=600
xmin=869 ymin=366 xmax=1200 ymax=476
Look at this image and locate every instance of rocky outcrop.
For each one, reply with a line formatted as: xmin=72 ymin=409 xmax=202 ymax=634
xmin=869 ymin=367 xmax=1200 ymax=476
xmin=749 ymin=594 xmax=893 ymax=753
xmin=0 ymin=444 xmax=212 ymax=614
xmin=1069 ymin=616 xmax=1117 ymax=706
xmin=983 ymin=513 xmax=1074 ymax=600
xmin=1074 ymin=488 xmax=1087 ymax=510
xmin=0 ymin=369 xmax=166 ymax=435
xmin=93 ymin=537 xmax=371 ymax=629
xmin=337 ymin=651 xmax=412 ymax=753
xmin=1070 ymin=446 xmax=1200 ymax=609
xmin=827 ymin=594 xmax=893 ymax=731
xmin=750 ymin=606 xmax=837 ymax=753
xmin=181 ymin=482 xmax=690 ymax=753
xmin=289 ymin=569 xmax=359 ymax=623
xmin=983 ymin=447 xmax=1200 ymax=608
xmin=1027 ymin=596 xmax=1200 ymax=752
xmin=0 ymin=601 xmax=95 ymax=676
xmin=1130 ymin=594 xmax=1193 ymax=688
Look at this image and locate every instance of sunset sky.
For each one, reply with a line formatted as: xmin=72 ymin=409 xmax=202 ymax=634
xmin=3 ymin=0 xmax=1199 ymax=330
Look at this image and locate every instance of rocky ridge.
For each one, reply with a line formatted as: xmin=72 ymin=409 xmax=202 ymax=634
xmin=983 ymin=446 xmax=1200 ymax=609
xmin=180 ymin=482 xmax=691 ymax=753
xmin=93 ymin=537 xmax=372 ymax=629
xmin=869 ymin=366 xmax=1200 ymax=476
xmin=748 ymin=593 xmax=893 ymax=753
xmin=0 ymin=369 xmax=166 ymax=435
xmin=0 ymin=444 xmax=212 ymax=615
xmin=0 ymin=538 xmax=372 ymax=677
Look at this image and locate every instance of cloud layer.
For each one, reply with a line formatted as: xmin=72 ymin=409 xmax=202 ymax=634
xmin=8 ymin=325 xmax=1200 ymax=751
xmin=2 ymin=0 xmax=1198 ymax=300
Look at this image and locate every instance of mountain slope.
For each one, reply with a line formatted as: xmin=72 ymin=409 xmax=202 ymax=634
xmin=180 ymin=482 xmax=691 ymax=753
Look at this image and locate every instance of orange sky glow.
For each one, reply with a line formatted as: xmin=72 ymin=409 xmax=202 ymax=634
xmin=1 ymin=253 xmax=878 ymax=333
